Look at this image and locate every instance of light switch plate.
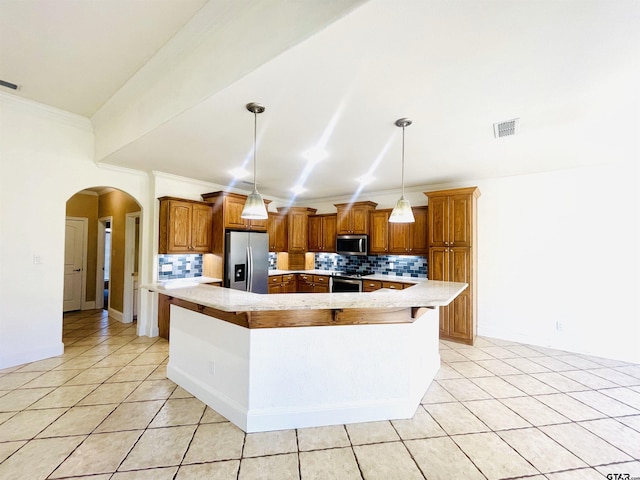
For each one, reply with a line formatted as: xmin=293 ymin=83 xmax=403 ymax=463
xmin=161 ymin=264 xmax=172 ymax=272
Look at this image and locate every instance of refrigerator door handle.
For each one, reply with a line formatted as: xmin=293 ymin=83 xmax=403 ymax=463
xmin=247 ymin=246 xmax=253 ymax=292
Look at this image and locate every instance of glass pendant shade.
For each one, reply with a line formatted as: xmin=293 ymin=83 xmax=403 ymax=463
xmin=242 ymin=188 xmax=268 ymax=219
xmin=389 ymin=117 xmax=415 ymax=223
xmin=241 ymin=102 xmax=268 ymax=220
xmin=389 ymin=197 xmax=415 ymax=223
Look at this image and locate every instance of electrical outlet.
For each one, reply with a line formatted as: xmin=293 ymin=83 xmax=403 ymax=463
xmin=186 ymin=262 xmax=191 ymax=271
xmin=161 ymin=263 xmax=172 ymax=272
xmin=556 ymin=321 xmax=564 ymax=332
xmin=33 ymin=254 xmax=42 ymax=264
xmin=209 ymin=360 xmax=215 ymax=375
xmin=389 ymin=262 xmax=394 ymax=270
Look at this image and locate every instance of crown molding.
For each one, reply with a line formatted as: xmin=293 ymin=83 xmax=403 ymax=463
xmin=0 ymin=92 xmax=93 ymax=132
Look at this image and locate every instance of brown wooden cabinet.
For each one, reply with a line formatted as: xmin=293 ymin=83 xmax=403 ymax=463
xmin=158 ymin=197 xmax=213 ymax=254
xmin=388 ymin=206 xmax=428 ymax=255
xmin=426 ymin=187 xmax=480 ymax=345
xmin=308 ymin=214 xmax=337 ymax=252
xmin=428 ymin=193 xmax=473 ymax=247
xmin=277 ymin=207 xmax=317 ymax=254
xmin=268 ymin=274 xmax=297 ymax=294
xmin=369 ymin=210 xmax=390 ymax=254
xmin=201 ymin=191 xmax=270 ymax=233
xmin=267 ymin=212 xmax=288 ymax=252
xmin=334 ymin=201 xmax=377 ymax=235
xmin=201 ymin=191 xmax=271 ymax=255
xmin=298 ymin=274 xmax=330 ymax=293
xmin=369 ymin=207 xmax=428 ymax=255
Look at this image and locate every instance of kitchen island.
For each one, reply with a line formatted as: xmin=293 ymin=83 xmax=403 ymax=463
xmin=144 ymin=280 xmax=467 ymax=432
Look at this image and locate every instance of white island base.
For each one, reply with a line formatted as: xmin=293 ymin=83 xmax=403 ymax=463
xmin=167 ymin=304 xmax=441 ymax=433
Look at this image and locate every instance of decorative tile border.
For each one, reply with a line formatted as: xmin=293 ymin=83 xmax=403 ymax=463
xmin=158 ymin=254 xmax=203 ymax=279
xmin=315 ymin=252 xmax=427 ymax=278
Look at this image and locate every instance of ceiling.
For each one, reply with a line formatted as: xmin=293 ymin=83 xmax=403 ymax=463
xmin=2 ymin=0 xmax=639 ymax=202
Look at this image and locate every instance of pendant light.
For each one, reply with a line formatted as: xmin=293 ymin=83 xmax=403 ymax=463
xmin=241 ymin=102 xmax=268 ymax=219
xmin=389 ymin=118 xmax=415 ymax=223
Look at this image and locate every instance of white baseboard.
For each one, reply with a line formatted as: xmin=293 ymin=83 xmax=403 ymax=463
xmin=82 ymin=301 xmax=96 ymax=310
xmin=0 ymin=341 xmax=64 ymax=369
xmin=108 ymin=307 xmax=123 ymax=323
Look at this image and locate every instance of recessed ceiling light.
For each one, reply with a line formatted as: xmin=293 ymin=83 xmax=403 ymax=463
xmin=230 ymin=167 xmax=249 ymax=179
xmin=302 ymin=147 xmax=328 ymax=164
xmin=291 ymin=185 xmax=306 ymax=195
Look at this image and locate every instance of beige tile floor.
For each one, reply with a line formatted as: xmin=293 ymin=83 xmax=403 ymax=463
xmin=1 ymin=309 xmax=640 ymax=479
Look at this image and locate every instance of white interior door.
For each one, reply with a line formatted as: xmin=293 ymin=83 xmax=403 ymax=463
xmin=63 ymin=218 xmax=84 ymax=311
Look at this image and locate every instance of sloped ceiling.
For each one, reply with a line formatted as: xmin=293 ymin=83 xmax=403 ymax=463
xmin=2 ymin=0 xmax=639 ymax=202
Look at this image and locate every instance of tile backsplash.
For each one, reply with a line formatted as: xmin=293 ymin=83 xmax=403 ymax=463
xmin=158 ymin=254 xmax=203 ymax=280
xmin=315 ymin=252 xmax=427 ymax=278
xmin=268 ymin=252 xmax=277 ymax=270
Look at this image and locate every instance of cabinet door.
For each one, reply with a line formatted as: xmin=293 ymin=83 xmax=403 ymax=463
xmin=288 ymin=210 xmax=308 ymax=253
xmin=308 ymin=216 xmax=322 ymax=252
xmin=389 ymin=223 xmax=409 ymax=253
xmin=283 ymin=274 xmax=297 ymax=293
xmin=448 ymin=247 xmax=472 ymax=340
xmin=370 ymin=210 xmax=389 ymax=254
xmin=168 ymin=201 xmax=192 ymax=252
xmin=351 ymin=205 xmax=369 ymax=234
xmin=267 ymin=213 xmax=288 ymax=252
xmin=449 ymin=194 xmax=473 ymax=247
xmin=428 ymin=247 xmax=448 ymax=281
xmin=191 ymin=203 xmax=213 ymax=252
xmin=158 ymin=294 xmax=171 ymax=340
xmin=336 ymin=207 xmax=352 ymax=234
xmin=409 ymin=207 xmax=428 ymax=254
xmin=298 ymin=275 xmax=314 ymax=292
xmin=322 ymin=215 xmax=337 ymax=252
xmin=428 ymin=196 xmax=448 ymax=247
xmin=250 ymin=217 xmax=268 ymax=232
xmin=225 ymin=196 xmax=250 ymax=230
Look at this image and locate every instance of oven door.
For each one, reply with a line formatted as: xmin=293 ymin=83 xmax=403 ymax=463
xmin=331 ymin=277 xmax=362 ymax=293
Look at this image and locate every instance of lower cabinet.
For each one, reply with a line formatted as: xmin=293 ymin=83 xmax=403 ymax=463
xmin=429 ymin=246 xmax=473 ymax=343
xmin=268 ymin=274 xmax=297 ymax=294
xmin=298 ymin=274 xmax=330 ymax=293
xmin=363 ymin=279 xmax=414 ymax=292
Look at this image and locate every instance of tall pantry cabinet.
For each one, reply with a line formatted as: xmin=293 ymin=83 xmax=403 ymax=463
xmin=425 ymin=187 xmax=480 ymax=345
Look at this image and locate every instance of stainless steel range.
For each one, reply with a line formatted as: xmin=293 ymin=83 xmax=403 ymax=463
xmin=330 ymin=271 xmax=372 ymax=293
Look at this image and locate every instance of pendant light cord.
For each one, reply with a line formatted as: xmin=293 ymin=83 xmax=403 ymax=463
xmin=253 ymin=110 xmax=258 ymax=193
xmin=401 ymin=124 xmax=406 ymax=199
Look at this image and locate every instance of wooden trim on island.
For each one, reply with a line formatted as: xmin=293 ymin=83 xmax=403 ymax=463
xmin=165 ymin=296 xmax=434 ymax=329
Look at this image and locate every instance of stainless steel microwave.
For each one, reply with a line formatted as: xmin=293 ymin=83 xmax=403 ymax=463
xmin=336 ymin=234 xmax=368 ymax=256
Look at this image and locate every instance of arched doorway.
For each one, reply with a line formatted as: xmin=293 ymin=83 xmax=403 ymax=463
xmin=65 ymin=187 xmax=142 ymax=323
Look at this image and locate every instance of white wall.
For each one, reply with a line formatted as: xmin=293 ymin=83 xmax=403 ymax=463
xmin=0 ymin=94 xmax=149 ymax=368
xmin=474 ymin=162 xmax=640 ymax=363
xmin=301 ymin=162 xmax=640 ymax=363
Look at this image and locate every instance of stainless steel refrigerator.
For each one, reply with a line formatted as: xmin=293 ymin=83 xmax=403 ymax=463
xmin=224 ymin=231 xmax=269 ymax=294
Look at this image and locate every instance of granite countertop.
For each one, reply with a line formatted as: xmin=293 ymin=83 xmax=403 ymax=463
xmin=143 ymin=279 xmax=467 ymax=312
xmin=156 ymin=276 xmax=223 ymax=290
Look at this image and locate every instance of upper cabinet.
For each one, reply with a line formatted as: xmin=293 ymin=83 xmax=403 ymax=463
xmin=427 ymin=190 xmax=476 ymax=247
xmin=277 ymin=207 xmax=317 ymax=253
xmin=201 ymin=191 xmax=271 ymax=254
xmin=369 ymin=207 xmax=428 ymax=255
xmin=335 ymin=201 xmax=378 ymax=235
xmin=308 ymin=214 xmax=337 ymax=252
xmin=158 ymin=197 xmax=213 ymax=254
xmin=388 ymin=206 xmax=428 ymax=255
xmin=267 ymin=212 xmax=288 ymax=252
xmin=201 ymin=191 xmax=270 ymax=233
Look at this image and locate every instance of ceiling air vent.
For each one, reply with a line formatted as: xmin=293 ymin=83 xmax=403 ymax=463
xmin=493 ymin=118 xmax=519 ymax=138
